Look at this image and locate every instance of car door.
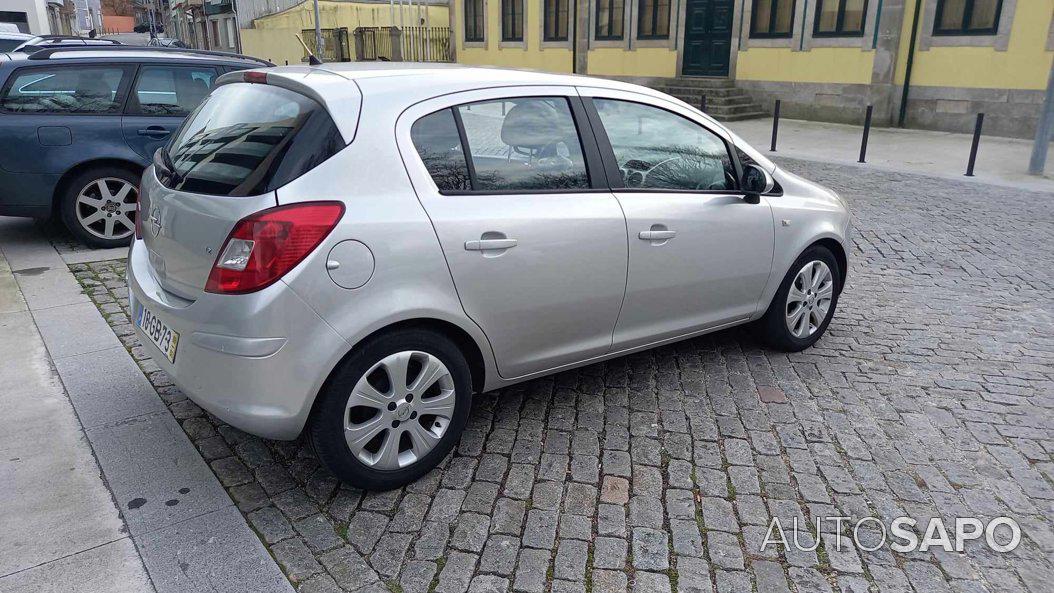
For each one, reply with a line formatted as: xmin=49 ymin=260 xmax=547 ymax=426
xmin=121 ymin=63 xmax=219 ymax=161
xmin=399 ymin=88 xmax=628 ymax=378
xmin=580 ymin=89 xmax=774 ymax=350
xmin=0 ymin=63 xmax=135 ymax=175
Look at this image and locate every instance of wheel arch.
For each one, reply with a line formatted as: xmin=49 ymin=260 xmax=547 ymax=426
xmin=811 ymin=237 xmax=848 ymax=292
xmin=52 ymin=158 xmax=144 ymax=214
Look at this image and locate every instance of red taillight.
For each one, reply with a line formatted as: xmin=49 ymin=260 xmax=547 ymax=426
xmin=134 ymin=195 xmax=142 ymax=240
xmin=243 ymin=71 xmax=268 ymax=84
xmin=205 ymin=202 xmax=344 ymax=295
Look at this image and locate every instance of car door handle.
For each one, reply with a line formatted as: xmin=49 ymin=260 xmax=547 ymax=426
xmin=137 ymin=126 xmax=170 ymax=137
xmin=464 ymin=238 xmax=518 ymax=251
xmin=639 ymin=230 xmax=677 ymax=241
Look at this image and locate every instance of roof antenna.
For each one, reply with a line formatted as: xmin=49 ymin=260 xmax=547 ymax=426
xmin=295 ymin=34 xmax=323 ymax=66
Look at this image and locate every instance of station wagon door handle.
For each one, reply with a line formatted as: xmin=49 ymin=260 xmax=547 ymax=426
xmin=639 ymin=230 xmax=676 ymax=241
xmin=464 ymin=238 xmax=518 ymax=251
xmin=137 ymin=126 xmax=170 ymax=137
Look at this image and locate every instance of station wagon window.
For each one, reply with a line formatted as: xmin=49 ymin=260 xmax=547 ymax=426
xmin=502 ymin=0 xmax=524 ymax=41
xmin=128 ymin=66 xmax=217 ymax=117
xmin=637 ymin=0 xmax=670 ymax=39
xmin=465 ymin=0 xmax=485 ymax=42
xmin=593 ymin=99 xmax=735 ymax=191
xmin=751 ymin=0 xmax=796 ymax=38
xmin=596 ymin=0 xmax=625 ymax=39
xmin=934 ymin=0 xmax=1002 ymax=35
xmin=411 ymin=109 xmax=472 ymax=191
xmin=814 ymin=0 xmax=867 ymax=37
xmin=0 ymin=66 xmax=125 ymax=114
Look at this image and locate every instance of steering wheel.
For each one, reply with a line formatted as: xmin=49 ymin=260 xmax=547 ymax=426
xmin=640 ymin=156 xmax=728 ymax=190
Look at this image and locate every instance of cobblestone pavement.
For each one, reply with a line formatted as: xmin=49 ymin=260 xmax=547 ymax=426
xmin=73 ymin=159 xmax=1054 ymax=593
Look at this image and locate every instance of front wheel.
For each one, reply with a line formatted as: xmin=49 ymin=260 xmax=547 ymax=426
xmin=309 ymin=329 xmax=473 ymax=491
xmin=758 ymin=245 xmax=841 ymax=351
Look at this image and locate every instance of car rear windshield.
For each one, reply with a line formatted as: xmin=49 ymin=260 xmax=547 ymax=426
xmin=156 ymin=82 xmax=344 ymax=197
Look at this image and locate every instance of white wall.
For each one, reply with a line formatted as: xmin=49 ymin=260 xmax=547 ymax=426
xmin=2 ymin=0 xmax=52 ymax=34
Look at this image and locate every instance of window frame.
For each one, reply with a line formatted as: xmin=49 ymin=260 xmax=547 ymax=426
xmin=0 ymin=63 xmax=135 ymax=117
xmin=595 ymin=0 xmax=626 ymax=41
xmin=933 ymin=0 xmax=1003 ymax=36
xmin=502 ymin=0 xmax=524 ymax=42
xmin=464 ymin=0 xmax=485 ymax=42
xmin=812 ymin=0 xmax=868 ymax=38
xmin=581 ymin=96 xmax=745 ymax=195
xmin=637 ymin=0 xmax=671 ymax=39
xmin=750 ymin=0 xmax=797 ymax=39
xmin=543 ymin=0 xmax=570 ymax=42
xmin=124 ymin=63 xmax=220 ymax=117
xmin=412 ymin=94 xmax=609 ymax=196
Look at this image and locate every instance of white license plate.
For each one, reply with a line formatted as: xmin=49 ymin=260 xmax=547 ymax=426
xmin=136 ymin=304 xmax=179 ymax=363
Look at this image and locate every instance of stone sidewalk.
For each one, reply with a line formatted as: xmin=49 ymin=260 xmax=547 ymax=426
xmin=64 ymin=159 xmax=1054 ymax=593
xmin=0 ymin=219 xmax=292 ymax=593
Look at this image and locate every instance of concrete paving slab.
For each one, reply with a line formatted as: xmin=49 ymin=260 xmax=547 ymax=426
xmin=60 ymin=247 xmax=129 ymax=265
xmin=0 ymin=220 xmax=65 ymax=271
xmin=0 ymin=538 xmax=153 ymax=593
xmin=32 ymin=302 xmax=122 ymax=360
xmin=53 ymin=346 xmax=167 ymax=429
xmin=84 ymin=411 xmax=231 ymax=537
xmin=9 ymin=267 xmax=89 ymax=310
xmin=0 ymin=257 xmax=27 ymax=314
xmin=138 ymin=506 xmax=294 ymax=593
xmin=0 ymin=311 xmax=130 ymax=577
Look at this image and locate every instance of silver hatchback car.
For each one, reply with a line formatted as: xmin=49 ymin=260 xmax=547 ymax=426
xmin=129 ymin=64 xmax=850 ymax=490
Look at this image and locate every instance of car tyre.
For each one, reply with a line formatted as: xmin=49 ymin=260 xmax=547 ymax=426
xmin=59 ymin=166 xmax=140 ymax=249
xmin=758 ymin=244 xmax=841 ymax=352
xmin=309 ymin=328 xmax=473 ymax=491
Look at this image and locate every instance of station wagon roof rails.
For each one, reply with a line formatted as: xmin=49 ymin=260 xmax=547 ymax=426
xmin=26 ymin=45 xmax=274 ymax=66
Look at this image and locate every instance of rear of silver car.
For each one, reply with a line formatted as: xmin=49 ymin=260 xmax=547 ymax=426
xmin=127 ymin=70 xmax=356 ymax=439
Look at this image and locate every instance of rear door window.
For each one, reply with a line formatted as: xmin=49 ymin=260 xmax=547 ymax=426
xmin=128 ymin=65 xmax=218 ymax=116
xmin=410 ymin=109 xmax=471 ymax=191
xmin=0 ymin=66 xmax=128 ymax=114
xmin=159 ymin=82 xmax=345 ymax=196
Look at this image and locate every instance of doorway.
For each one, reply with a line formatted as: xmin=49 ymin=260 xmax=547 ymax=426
xmin=681 ymin=0 xmax=734 ymax=76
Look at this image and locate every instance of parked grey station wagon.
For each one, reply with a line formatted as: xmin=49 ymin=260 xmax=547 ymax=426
xmin=129 ymin=64 xmax=851 ymax=490
xmin=0 ymin=47 xmax=269 ymax=247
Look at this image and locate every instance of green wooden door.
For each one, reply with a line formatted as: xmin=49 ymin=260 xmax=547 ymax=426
xmin=681 ymin=0 xmax=734 ymax=76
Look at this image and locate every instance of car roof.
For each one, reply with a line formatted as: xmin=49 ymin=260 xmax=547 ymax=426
xmin=0 ymin=33 xmax=34 ymax=41
xmin=0 ymin=47 xmax=267 ymax=66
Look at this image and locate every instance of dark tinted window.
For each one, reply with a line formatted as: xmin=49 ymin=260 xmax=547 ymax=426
xmin=0 ymin=66 xmax=125 ymax=113
xmin=159 ymin=83 xmax=344 ymax=196
xmin=595 ymin=99 xmax=735 ymax=191
xmin=411 ymin=109 xmax=471 ymax=191
xmin=130 ymin=66 xmax=217 ymax=116
xmin=0 ymin=39 xmax=25 ymax=52
xmin=458 ymin=97 xmax=589 ymax=191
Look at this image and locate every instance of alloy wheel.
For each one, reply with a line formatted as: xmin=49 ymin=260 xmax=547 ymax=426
xmin=75 ymin=177 xmax=137 ymax=241
xmin=344 ymin=351 xmax=456 ymax=469
xmin=785 ymin=260 xmax=834 ymax=338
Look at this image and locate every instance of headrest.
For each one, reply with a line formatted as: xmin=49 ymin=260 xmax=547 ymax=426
xmin=500 ymin=101 xmax=568 ymax=150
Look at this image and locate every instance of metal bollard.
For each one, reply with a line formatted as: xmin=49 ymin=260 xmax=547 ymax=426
xmin=770 ymin=100 xmax=781 ymax=152
xmin=966 ymin=113 xmax=984 ymax=177
xmin=699 ymin=94 xmax=707 ymax=112
xmin=859 ymin=105 xmax=873 ymax=163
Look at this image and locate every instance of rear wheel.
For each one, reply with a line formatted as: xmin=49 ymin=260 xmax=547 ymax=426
xmin=758 ymin=245 xmax=841 ymax=351
xmin=59 ymin=166 xmax=139 ymax=249
xmin=309 ymin=329 xmax=473 ymax=490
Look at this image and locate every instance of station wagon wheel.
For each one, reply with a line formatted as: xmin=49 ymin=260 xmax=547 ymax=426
xmin=75 ymin=178 xmax=138 ymax=241
xmin=758 ymin=244 xmax=841 ymax=352
xmin=309 ymin=328 xmax=473 ymax=490
xmin=59 ymin=166 xmax=141 ymax=249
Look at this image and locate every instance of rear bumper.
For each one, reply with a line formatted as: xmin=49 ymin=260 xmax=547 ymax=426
xmin=127 ymin=239 xmax=349 ymax=440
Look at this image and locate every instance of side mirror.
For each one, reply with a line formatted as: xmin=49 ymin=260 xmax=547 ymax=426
xmin=741 ymin=164 xmax=775 ymax=203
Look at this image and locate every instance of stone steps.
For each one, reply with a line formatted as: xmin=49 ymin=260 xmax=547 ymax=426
xmin=647 ymin=78 xmax=767 ymax=122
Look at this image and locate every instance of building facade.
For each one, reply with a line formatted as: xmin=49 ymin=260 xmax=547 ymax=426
xmin=450 ymin=0 xmax=1054 ymax=137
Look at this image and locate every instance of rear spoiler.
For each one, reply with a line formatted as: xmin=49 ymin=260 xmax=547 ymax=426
xmin=215 ymin=68 xmax=361 ymax=145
